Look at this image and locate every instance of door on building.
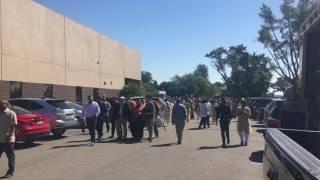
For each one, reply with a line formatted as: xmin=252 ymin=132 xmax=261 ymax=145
xmin=93 ymin=88 xmax=99 ymax=100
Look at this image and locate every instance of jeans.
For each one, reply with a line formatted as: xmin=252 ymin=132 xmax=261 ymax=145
xmin=220 ymin=120 xmax=230 ymax=145
xmin=145 ymin=117 xmax=154 ymax=139
xmin=86 ymin=117 xmax=97 ymax=142
xmin=175 ymin=122 xmax=185 ymax=143
xmin=96 ymin=116 xmax=104 ymax=139
xmin=199 ymin=116 xmax=209 ymax=128
xmin=239 ymin=130 xmax=249 ymax=144
xmin=116 ymin=117 xmax=128 ymax=139
xmin=0 ymin=143 xmax=15 ymax=175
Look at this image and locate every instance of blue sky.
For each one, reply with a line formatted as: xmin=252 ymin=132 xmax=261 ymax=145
xmin=37 ymin=0 xmax=281 ymax=83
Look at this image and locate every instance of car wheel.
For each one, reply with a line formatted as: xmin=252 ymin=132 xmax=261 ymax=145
xmin=24 ymin=139 xmax=34 ymax=145
xmin=52 ymin=129 xmax=66 ymax=138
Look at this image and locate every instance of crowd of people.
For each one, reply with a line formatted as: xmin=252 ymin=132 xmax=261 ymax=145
xmin=81 ymin=95 xmax=252 ymax=147
xmin=0 ymin=96 xmax=252 ymax=178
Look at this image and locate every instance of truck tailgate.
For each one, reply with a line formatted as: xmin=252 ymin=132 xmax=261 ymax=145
xmin=264 ymin=129 xmax=320 ymax=179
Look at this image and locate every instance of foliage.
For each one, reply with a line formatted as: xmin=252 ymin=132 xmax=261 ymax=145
xmin=120 ymin=83 xmax=144 ymax=97
xmin=159 ymin=65 xmax=221 ymax=97
xmin=271 ymin=77 xmax=292 ymax=94
xmin=141 ymin=71 xmax=158 ymax=93
xmin=206 ymin=45 xmax=273 ymax=97
xmin=257 ymin=0 xmax=315 ymax=97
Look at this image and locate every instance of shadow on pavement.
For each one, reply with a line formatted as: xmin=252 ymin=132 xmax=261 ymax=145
xmin=256 ymin=129 xmax=266 ymax=134
xmin=51 ymin=143 xmax=89 ymax=149
xmin=99 ymin=138 xmax=138 ymax=144
xmin=66 ymin=139 xmax=89 ymax=143
xmin=249 ymin=150 xmax=264 ymax=163
xmin=37 ymin=135 xmax=67 ymax=141
xmin=197 ymin=146 xmax=221 ymax=150
xmin=15 ymin=143 xmax=42 ymax=150
xmin=251 ymin=124 xmax=266 ymax=128
xmin=151 ymin=143 xmax=176 ymax=147
xmin=188 ymin=128 xmax=202 ymax=130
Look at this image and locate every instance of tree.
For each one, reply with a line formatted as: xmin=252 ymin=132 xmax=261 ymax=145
xmin=120 ymin=83 xmax=144 ymax=97
xmin=141 ymin=71 xmax=158 ymax=93
xmin=271 ymin=77 xmax=292 ymax=94
xmin=206 ymin=45 xmax=272 ymax=97
xmin=159 ymin=65 xmax=221 ymax=97
xmin=257 ymin=0 xmax=315 ymax=97
xmin=194 ymin=64 xmax=209 ymax=80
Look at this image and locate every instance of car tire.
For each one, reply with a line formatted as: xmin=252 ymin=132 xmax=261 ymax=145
xmin=52 ymin=129 xmax=66 ymax=138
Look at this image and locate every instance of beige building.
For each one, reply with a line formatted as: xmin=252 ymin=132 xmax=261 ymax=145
xmin=0 ymin=0 xmax=141 ymax=103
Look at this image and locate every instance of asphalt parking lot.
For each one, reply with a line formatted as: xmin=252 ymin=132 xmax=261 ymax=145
xmin=0 ymin=120 xmax=265 ymax=180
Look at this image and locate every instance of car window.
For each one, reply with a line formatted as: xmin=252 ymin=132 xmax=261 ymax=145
xmin=67 ymin=102 xmax=83 ymax=110
xmin=271 ymin=106 xmax=280 ymax=119
xmin=10 ymin=106 xmax=31 ymax=115
xmin=9 ymin=100 xmax=44 ymax=111
xmin=47 ymin=100 xmax=72 ymax=109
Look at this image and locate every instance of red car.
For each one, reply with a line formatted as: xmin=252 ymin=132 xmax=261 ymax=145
xmin=10 ymin=106 xmax=51 ymax=144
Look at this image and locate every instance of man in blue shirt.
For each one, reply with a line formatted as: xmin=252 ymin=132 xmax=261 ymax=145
xmin=82 ymin=96 xmax=100 ymax=146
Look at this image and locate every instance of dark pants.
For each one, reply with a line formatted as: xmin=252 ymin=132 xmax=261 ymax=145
xmin=220 ymin=120 xmax=230 ymax=145
xmin=110 ymin=120 xmax=116 ymax=137
xmin=0 ymin=143 xmax=15 ymax=175
xmin=96 ymin=117 xmax=104 ymax=139
xmin=86 ymin=117 xmax=97 ymax=142
xmin=199 ymin=116 xmax=209 ymax=128
xmin=105 ymin=116 xmax=110 ymax=132
xmin=133 ymin=117 xmax=145 ymax=141
xmin=175 ymin=122 xmax=185 ymax=143
xmin=154 ymin=124 xmax=159 ymax=137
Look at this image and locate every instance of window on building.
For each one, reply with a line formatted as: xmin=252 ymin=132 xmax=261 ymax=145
xmin=93 ymin=88 xmax=99 ymax=100
xmin=76 ymin=87 xmax=82 ymax=103
xmin=10 ymin=81 xmax=22 ymax=98
xmin=43 ymin=84 xmax=53 ymax=98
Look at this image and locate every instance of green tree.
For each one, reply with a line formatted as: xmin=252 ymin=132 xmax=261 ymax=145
xmin=120 ymin=83 xmax=144 ymax=97
xmin=206 ymin=45 xmax=272 ymax=97
xmin=258 ymin=0 xmax=315 ymax=97
xmin=194 ymin=64 xmax=209 ymax=80
xmin=141 ymin=71 xmax=158 ymax=93
xmin=271 ymin=77 xmax=292 ymax=94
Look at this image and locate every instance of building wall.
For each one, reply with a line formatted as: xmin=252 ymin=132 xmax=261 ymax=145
xmin=1 ymin=0 xmax=66 ymax=85
xmin=0 ymin=81 xmax=10 ymax=100
xmin=0 ymin=0 xmax=141 ymax=91
xmin=53 ymin=85 xmax=76 ymax=102
xmin=22 ymin=83 xmax=43 ymax=98
xmin=82 ymin=87 xmax=93 ymax=104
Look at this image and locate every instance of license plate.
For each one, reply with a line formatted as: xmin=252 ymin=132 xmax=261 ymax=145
xmin=36 ymin=121 xmax=43 ymax=125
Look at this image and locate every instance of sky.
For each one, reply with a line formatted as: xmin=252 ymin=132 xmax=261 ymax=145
xmin=37 ymin=0 xmax=282 ymax=83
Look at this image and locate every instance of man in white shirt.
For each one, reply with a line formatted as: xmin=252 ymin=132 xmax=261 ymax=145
xmin=199 ymin=99 xmax=211 ymax=129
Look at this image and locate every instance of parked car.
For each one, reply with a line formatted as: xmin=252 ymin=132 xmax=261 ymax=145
xmin=9 ymin=98 xmax=78 ymax=137
xmin=10 ymin=106 xmax=50 ymax=144
xmin=263 ymin=99 xmax=286 ymax=124
xmin=66 ymin=101 xmax=83 ymax=128
xmin=265 ymin=104 xmax=282 ymax=128
xmin=248 ymin=98 xmax=273 ymax=120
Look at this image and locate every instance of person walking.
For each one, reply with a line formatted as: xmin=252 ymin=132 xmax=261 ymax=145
xmin=143 ymin=96 xmax=155 ymax=142
xmin=109 ymin=98 xmax=120 ymax=139
xmin=131 ymin=99 xmax=145 ymax=142
xmin=96 ymin=97 xmax=107 ymax=141
xmin=199 ymin=99 xmax=210 ymax=128
xmin=116 ymin=97 xmax=130 ymax=140
xmin=81 ymin=96 xmax=100 ymax=146
xmin=236 ymin=99 xmax=251 ymax=146
xmin=164 ymin=100 xmax=171 ymax=126
xmin=217 ymin=97 xmax=232 ymax=147
xmin=172 ymin=99 xmax=187 ymax=145
xmin=210 ymin=99 xmax=219 ymax=125
xmin=0 ymin=100 xmax=17 ymax=178
xmin=104 ymin=98 xmax=112 ymax=133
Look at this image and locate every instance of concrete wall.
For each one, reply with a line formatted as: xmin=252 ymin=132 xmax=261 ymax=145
xmin=1 ymin=0 xmax=66 ymax=85
xmin=0 ymin=0 xmax=141 ymax=91
xmin=0 ymin=81 xmax=10 ymax=100
xmin=53 ymin=85 xmax=76 ymax=102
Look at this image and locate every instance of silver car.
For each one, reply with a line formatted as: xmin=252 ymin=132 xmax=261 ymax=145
xmin=9 ymin=98 xmax=78 ymax=137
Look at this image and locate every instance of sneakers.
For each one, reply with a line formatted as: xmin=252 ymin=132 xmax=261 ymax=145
xmin=89 ymin=142 xmax=94 ymax=146
xmin=3 ymin=171 xmax=13 ymax=179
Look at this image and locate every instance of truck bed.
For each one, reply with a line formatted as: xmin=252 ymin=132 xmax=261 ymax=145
xmin=264 ymin=128 xmax=320 ymax=179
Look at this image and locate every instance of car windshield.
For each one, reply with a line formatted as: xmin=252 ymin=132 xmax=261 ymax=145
xmin=10 ymin=106 xmax=31 ymax=115
xmin=67 ymin=102 xmax=83 ymax=110
xmin=46 ymin=100 xmax=72 ymax=109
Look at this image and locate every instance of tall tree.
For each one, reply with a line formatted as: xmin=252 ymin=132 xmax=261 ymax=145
xmin=194 ymin=64 xmax=209 ymax=80
xmin=206 ymin=45 xmax=272 ymax=97
xmin=258 ymin=0 xmax=315 ymax=97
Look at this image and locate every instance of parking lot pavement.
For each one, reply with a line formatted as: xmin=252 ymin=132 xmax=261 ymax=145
xmin=0 ymin=120 xmax=265 ymax=180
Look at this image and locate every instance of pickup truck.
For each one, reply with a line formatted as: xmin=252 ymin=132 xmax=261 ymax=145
xmin=263 ymin=5 xmax=320 ymax=180
xmin=264 ymin=129 xmax=320 ymax=180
